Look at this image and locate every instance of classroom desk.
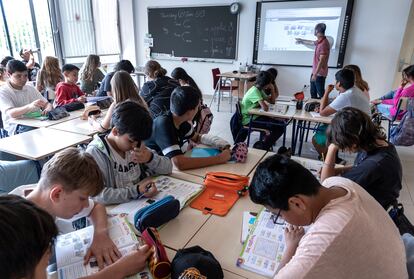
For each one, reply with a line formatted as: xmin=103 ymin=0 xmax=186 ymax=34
xmin=181 ymin=148 xmax=267 ymax=178
xmin=48 ymin=110 xmax=107 ymax=136
xmin=185 ymin=195 xmax=267 ymax=279
xmin=10 ymin=108 xmax=86 ymax=128
xmin=248 ymin=105 xmax=297 ymax=151
xmin=0 ymin=128 xmax=91 ymax=160
xmin=158 ymin=172 xmax=212 ymax=251
xmin=215 ymin=71 xmax=257 ymax=112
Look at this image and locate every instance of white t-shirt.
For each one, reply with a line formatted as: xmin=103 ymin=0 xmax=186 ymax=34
xmin=275 ymin=177 xmax=407 ymax=279
xmin=55 ymin=199 xmax=95 ymax=234
xmin=0 ymin=82 xmax=47 ymax=135
xmin=329 ymin=86 xmax=371 ymax=115
xmin=107 ymin=139 xmax=141 ymax=188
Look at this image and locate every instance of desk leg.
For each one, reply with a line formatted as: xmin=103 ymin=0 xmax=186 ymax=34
xmin=230 ymin=80 xmax=233 ymax=113
xmin=298 ymin=120 xmax=308 ymax=156
xmin=246 ymin=115 xmax=254 ymax=147
xmin=291 ymin=119 xmax=297 ymax=155
xmin=217 ymin=77 xmax=222 ymax=112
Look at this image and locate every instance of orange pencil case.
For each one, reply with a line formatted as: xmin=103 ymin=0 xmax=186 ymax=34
xmin=190 ymin=172 xmax=249 ymax=216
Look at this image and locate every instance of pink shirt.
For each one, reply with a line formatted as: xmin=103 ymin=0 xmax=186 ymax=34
xmin=275 ymin=177 xmax=407 ymax=279
xmin=382 ymin=83 xmax=414 ymax=118
xmin=312 ymin=37 xmax=330 ymax=77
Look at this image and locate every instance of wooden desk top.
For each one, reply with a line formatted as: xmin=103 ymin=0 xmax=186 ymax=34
xmin=218 ymin=71 xmax=257 ymax=80
xmin=185 ymin=196 xmax=267 ymax=279
xmin=293 ymin=109 xmax=333 ymax=124
xmin=49 ymin=110 xmax=107 ymax=136
xmin=10 ymin=109 xmax=85 ymax=128
xmin=181 ymin=148 xmax=267 ymax=178
xmin=249 ymin=104 xmax=297 ymax=120
xmin=0 ymin=128 xmax=91 ymax=160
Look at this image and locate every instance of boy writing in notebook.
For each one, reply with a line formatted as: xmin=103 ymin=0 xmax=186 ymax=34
xmin=146 ymin=86 xmax=231 ymax=170
xmin=249 ymin=155 xmax=407 ymax=279
xmin=86 ymin=101 xmax=172 ymax=204
xmin=0 ymin=60 xmax=52 ymax=135
xmin=54 ymin=64 xmax=86 ymax=107
xmin=0 ymin=195 xmax=152 ymax=279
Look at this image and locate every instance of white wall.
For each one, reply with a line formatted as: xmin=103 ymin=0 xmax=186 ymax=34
xmin=133 ymin=0 xmax=412 ymax=99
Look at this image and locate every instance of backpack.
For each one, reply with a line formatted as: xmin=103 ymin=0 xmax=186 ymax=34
xmin=390 ymin=99 xmax=414 ymax=146
xmin=195 ymin=104 xmax=213 ymax=135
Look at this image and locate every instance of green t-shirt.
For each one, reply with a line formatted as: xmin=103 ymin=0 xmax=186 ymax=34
xmin=241 ymin=86 xmax=267 ymax=125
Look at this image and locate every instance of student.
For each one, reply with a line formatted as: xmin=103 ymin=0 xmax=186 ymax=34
xmin=97 ymin=59 xmax=135 ymax=97
xmin=372 ymin=65 xmax=414 ymax=119
xmin=343 ymin=64 xmax=370 ymax=100
xmin=140 ymin=60 xmax=178 ymax=118
xmin=0 ymin=55 xmax=14 ymax=67
xmin=26 ymin=147 xmax=125 ymax=269
xmin=86 ymin=101 xmax=171 ymax=204
xmin=240 ymin=71 xmax=284 ymax=150
xmin=36 ymin=56 xmax=63 ymax=102
xmin=146 ymin=86 xmax=231 ymax=170
xmin=20 ymin=48 xmax=41 ymax=82
xmin=54 ymin=64 xmax=86 ymax=107
xmin=0 ymin=65 xmax=6 ymax=86
xmin=265 ymin=67 xmax=280 ymax=99
xmin=80 ymin=54 xmax=105 ymax=95
xmin=249 ymin=155 xmax=408 ymax=279
xmin=0 ymin=195 xmax=152 ymax=279
xmin=171 ymin=67 xmax=201 ymax=93
xmin=89 ymin=70 xmax=147 ymax=132
xmin=320 ymin=107 xmax=402 ymax=209
xmin=312 ymin=68 xmax=371 ymax=159
xmin=0 ymin=60 xmax=52 ymax=135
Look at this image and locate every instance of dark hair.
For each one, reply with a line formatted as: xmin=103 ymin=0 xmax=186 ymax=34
xmin=171 ymin=67 xmax=202 ymax=93
xmin=255 ymin=71 xmax=273 ymax=90
xmin=6 ymin=59 xmax=27 ymax=73
xmin=315 ymin=23 xmax=326 ymax=34
xmin=403 ymin=65 xmax=414 ymax=80
xmin=1 ymin=56 xmax=14 ymax=67
xmin=62 ymin=63 xmax=80 ymax=73
xmin=114 ymin=60 xmax=135 ymax=73
xmin=249 ymin=155 xmax=320 ymax=210
xmin=335 ymin=69 xmax=355 ymax=90
xmin=111 ymin=101 xmax=153 ymax=142
xmin=329 ymin=107 xmax=386 ymax=152
xmin=170 ymin=86 xmax=201 ymax=117
xmin=0 ymin=195 xmax=58 ymax=279
xmin=266 ymin=67 xmax=278 ymax=80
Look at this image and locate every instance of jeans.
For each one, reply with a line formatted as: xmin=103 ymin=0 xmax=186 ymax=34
xmin=0 ymin=160 xmax=39 ymax=193
xmin=310 ymin=75 xmax=326 ymax=99
xmin=377 ymin=103 xmax=392 ymax=118
xmin=251 ymin=116 xmax=286 ymax=150
xmin=381 ymin=90 xmax=396 ymax=100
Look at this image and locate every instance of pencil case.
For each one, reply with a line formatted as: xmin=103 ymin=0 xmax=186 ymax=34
xmin=190 ymin=172 xmax=249 ymax=216
xmin=134 ymin=195 xmax=180 ymax=232
xmin=141 ymin=227 xmax=171 ymax=279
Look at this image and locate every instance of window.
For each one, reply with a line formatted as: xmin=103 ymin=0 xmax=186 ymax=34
xmin=0 ymin=0 xmax=55 ymax=64
xmin=54 ymin=0 xmax=120 ymax=64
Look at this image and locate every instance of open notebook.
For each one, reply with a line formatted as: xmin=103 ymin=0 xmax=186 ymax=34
xmin=55 ymin=214 xmax=153 ymax=279
xmin=108 ymin=176 xmax=204 ymax=225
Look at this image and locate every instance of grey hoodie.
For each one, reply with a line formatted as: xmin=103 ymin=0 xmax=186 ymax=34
xmin=86 ymin=134 xmax=173 ymax=205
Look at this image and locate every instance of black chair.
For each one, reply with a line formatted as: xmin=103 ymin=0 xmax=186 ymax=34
xmin=234 ymin=101 xmax=269 ymax=145
xmin=0 ymin=111 xmax=8 ymax=138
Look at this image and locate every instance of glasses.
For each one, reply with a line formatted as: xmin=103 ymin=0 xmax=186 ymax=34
xmin=270 ymin=209 xmax=285 ymax=225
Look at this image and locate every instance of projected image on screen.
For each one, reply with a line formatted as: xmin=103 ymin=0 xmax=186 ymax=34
xmin=253 ymin=0 xmax=354 ymax=67
xmin=263 ymin=7 xmax=342 ymax=52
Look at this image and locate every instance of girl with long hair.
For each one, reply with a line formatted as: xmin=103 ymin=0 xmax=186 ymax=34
xmin=80 ymin=54 xmax=105 ymax=95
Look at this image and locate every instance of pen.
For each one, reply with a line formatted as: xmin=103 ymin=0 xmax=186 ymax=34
xmin=137 ymin=182 xmax=154 ymax=199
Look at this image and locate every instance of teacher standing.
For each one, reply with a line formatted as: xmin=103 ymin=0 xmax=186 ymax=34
xmin=296 ymin=23 xmax=330 ymax=99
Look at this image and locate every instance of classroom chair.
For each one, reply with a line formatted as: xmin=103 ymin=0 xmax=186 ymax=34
xmin=381 ymin=97 xmax=412 ymax=139
xmin=209 ymin=68 xmax=238 ymax=112
xmin=0 ymin=111 xmax=8 ymax=138
xmin=233 ymin=101 xmax=269 ymax=145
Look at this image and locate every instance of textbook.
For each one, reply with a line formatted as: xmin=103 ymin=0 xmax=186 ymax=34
xmin=109 ymin=176 xmax=204 ymax=224
xmin=241 ymin=211 xmax=258 ymax=244
xmin=55 ymin=214 xmax=153 ymax=279
xmin=292 ymin=157 xmax=323 ymax=178
xmin=237 ymin=208 xmax=286 ymax=278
